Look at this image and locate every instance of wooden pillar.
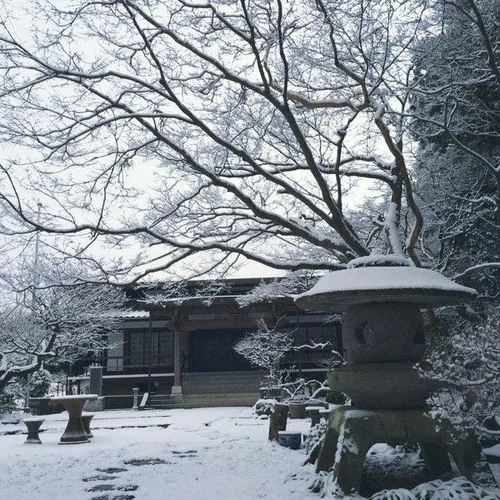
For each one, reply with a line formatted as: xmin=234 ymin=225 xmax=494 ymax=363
xmin=171 ymin=309 xmax=183 ymax=396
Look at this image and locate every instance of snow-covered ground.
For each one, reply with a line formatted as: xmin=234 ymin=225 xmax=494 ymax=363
xmin=0 ymin=407 xmax=319 ymax=500
xmin=1 ymin=406 xmax=499 ymax=500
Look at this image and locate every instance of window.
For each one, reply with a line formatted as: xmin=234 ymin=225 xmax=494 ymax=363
xmin=126 ymin=329 xmax=174 ymax=373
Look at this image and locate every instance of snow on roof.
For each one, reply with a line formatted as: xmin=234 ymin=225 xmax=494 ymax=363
xmin=295 ymin=266 xmax=478 ymax=311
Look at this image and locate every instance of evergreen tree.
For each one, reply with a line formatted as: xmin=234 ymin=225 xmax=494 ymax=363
xmin=411 ymin=0 xmax=500 ymax=296
xmin=411 ymin=0 xmax=500 ymax=427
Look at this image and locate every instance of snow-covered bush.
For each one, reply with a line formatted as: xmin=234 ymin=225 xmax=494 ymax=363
xmin=422 ymin=307 xmax=500 ymax=429
xmin=371 ymin=478 xmax=500 ymax=500
xmin=27 ymin=368 xmax=52 ymax=398
xmin=317 ymin=467 xmax=500 ymax=499
xmin=253 ymin=398 xmax=278 ymax=416
xmin=303 ymin=419 xmax=328 ymax=464
xmin=0 ymin=379 xmax=22 ymax=414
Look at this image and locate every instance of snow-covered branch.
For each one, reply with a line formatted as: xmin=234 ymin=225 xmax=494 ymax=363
xmin=0 ymin=0 xmax=434 ymax=280
xmin=453 ymin=263 xmax=500 ymax=281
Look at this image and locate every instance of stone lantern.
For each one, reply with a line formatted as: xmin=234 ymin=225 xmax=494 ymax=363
xmin=295 ymin=255 xmax=483 ymax=497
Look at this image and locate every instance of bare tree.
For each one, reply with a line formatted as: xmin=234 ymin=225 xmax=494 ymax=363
xmin=0 ymin=259 xmax=128 ymax=394
xmin=0 ymin=0 xmax=432 ymax=281
xmin=234 ymin=317 xmax=293 ymax=385
xmin=405 ymin=0 xmax=500 ymax=430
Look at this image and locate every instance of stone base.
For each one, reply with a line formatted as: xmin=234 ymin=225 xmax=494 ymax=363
xmin=23 ymin=418 xmax=44 ymax=444
xmin=317 ymin=406 xmax=483 ymax=497
xmin=170 ymin=385 xmax=183 ymax=396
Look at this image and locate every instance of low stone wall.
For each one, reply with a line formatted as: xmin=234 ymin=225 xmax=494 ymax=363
xmin=29 ymin=398 xmax=64 ymax=415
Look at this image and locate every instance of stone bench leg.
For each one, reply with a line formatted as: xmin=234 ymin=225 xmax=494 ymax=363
xmin=306 ymin=407 xmax=322 ymax=428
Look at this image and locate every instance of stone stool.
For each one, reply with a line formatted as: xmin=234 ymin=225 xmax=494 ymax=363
xmin=317 ymin=406 xmax=481 ymax=497
xmin=268 ymin=403 xmax=288 ymax=441
xmin=306 ymin=406 xmax=323 ymax=427
xmin=23 ymin=417 xmax=45 ymax=444
xmin=81 ymin=412 xmax=95 ymax=438
xmin=278 ymin=431 xmax=302 ymax=450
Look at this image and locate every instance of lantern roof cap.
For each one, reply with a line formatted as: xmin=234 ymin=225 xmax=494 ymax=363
xmin=295 ymin=257 xmax=477 ymax=311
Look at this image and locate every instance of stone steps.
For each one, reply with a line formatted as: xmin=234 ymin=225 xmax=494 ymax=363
xmin=182 ymin=370 xmax=265 ymax=395
xmin=149 ymin=370 xmax=265 ymax=409
xmin=149 ymin=392 xmax=259 ymax=409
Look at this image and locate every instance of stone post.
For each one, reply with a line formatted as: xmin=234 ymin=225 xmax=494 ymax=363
xmin=171 ymin=326 xmax=183 ymax=396
xmin=132 ymin=387 xmax=139 ymax=411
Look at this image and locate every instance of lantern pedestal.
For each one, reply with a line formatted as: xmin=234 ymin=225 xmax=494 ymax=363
xmin=316 ymin=407 xmax=480 ymax=496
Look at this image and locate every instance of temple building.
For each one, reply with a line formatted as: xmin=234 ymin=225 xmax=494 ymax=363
xmin=83 ymin=278 xmax=342 ymax=409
